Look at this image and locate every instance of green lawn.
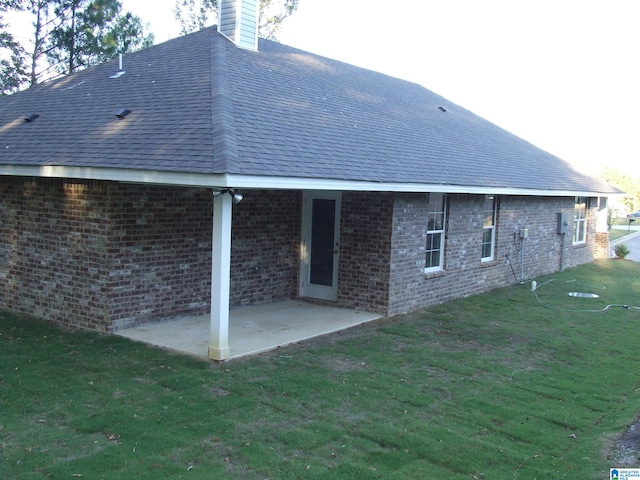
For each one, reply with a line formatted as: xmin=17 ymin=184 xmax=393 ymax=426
xmin=2 ymin=259 xmax=640 ymax=479
xmin=611 ymin=216 xmax=638 ymax=242
xmin=610 ymin=228 xmax=636 ymax=242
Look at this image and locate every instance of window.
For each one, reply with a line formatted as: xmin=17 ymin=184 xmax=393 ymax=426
xmin=425 ymin=193 xmax=446 ymax=272
xmin=482 ymin=195 xmax=497 ymax=261
xmin=573 ymin=197 xmax=587 ymax=244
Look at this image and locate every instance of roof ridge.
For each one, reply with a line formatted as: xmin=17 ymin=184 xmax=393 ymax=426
xmin=210 ymin=32 xmax=240 ymax=173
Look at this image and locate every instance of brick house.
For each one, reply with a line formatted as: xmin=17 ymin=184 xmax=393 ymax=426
xmin=0 ymin=1 xmax=619 ymax=359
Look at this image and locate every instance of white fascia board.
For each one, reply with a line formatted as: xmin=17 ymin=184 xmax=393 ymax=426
xmin=0 ymin=165 xmax=617 ymax=198
xmin=226 ymin=175 xmax=619 ymax=198
xmin=0 ymin=165 xmax=228 ymax=188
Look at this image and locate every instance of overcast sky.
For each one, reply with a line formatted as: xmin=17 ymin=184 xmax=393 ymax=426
xmin=9 ymin=0 xmax=640 ymax=177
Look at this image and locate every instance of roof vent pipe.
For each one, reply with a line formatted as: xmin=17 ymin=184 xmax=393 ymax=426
xmin=218 ymin=0 xmax=259 ymax=51
xmin=109 ymin=54 xmax=125 ymax=78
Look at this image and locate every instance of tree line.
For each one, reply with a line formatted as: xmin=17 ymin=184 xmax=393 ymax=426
xmin=602 ymin=167 xmax=640 ymax=220
xmin=1 ymin=0 xmax=298 ymax=95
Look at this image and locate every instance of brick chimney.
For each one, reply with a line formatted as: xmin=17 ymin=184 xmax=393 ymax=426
xmin=218 ymin=0 xmax=259 ymax=51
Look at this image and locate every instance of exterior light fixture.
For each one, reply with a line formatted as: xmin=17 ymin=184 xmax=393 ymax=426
xmin=213 ymin=188 xmax=244 ymax=204
xmin=230 ymin=190 xmax=243 ymax=204
xmin=114 ymin=108 xmax=131 ymax=119
xmin=24 ymin=114 xmax=40 ymax=122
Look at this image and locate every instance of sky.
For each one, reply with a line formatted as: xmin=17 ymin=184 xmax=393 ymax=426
xmin=7 ymin=0 xmax=640 ymax=177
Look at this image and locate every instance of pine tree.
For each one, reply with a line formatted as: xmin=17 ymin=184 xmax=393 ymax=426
xmin=0 ymin=0 xmax=153 ymax=92
xmin=174 ymin=0 xmax=299 ymax=40
xmin=0 ymin=0 xmax=28 ymax=94
xmin=47 ymin=0 xmax=153 ymax=77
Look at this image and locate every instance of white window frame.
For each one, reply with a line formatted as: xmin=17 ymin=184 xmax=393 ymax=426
xmin=573 ymin=197 xmax=587 ymax=245
xmin=425 ymin=193 xmax=446 ymax=273
xmin=481 ymin=195 xmax=497 ymax=262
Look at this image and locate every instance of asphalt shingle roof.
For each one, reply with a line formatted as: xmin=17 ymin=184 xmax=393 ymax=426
xmin=0 ymin=26 xmax=618 ymax=194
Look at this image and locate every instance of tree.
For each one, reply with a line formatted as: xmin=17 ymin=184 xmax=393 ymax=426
xmin=0 ymin=0 xmax=153 ymax=92
xmin=26 ymin=0 xmax=58 ymax=85
xmin=174 ymin=0 xmax=211 ymax=35
xmin=258 ymin=0 xmax=297 ymax=40
xmin=0 ymin=23 xmax=28 ymax=94
xmin=601 ymin=166 xmax=640 ymax=219
xmin=47 ymin=0 xmax=154 ymax=77
xmin=0 ymin=0 xmax=22 ymax=11
xmin=96 ymin=12 xmax=153 ymax=64
xmin=174 ymin=0 xmax=298 ymax=40
xmin=0 ymin=0 xmax=28 ymax=94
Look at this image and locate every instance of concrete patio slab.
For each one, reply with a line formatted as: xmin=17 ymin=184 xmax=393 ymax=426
xmin=116 ymin=300 xmax=382 ymax=360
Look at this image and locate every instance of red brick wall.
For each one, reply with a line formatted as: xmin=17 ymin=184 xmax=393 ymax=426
xmin=229 ymin=190 xmax=301 ymax=306
xmin=0 ymin=179 xmax=215 ymax=331
xmin=0 ymin=179 xmax=602 ymax=332
xmin=497 ymin=196 xmax=596 ymax=274
xmin=388 ymin=194 xmax=598 ymax=316
xmin=107 ymin=187 xmax=301 ymax=326
xmin=337 ymin=192 xmax=394 ymax=314
xmin=0 ymin=181 xmax=304 ymax=331
xmin=595 ymin=232 xmax=609 ymax=259
xmin=105 ymin=184 xmax=213 ymax=330
xmin=0 ymin=179 xmax=111 ymax=330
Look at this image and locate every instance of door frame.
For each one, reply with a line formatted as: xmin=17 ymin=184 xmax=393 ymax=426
xmin=299 ymin=191 xmax=342 ymax=301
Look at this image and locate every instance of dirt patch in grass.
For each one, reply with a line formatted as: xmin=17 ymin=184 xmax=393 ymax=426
xmin=208 ymin=386 xmax=230 ymax=397
xmin=609 ymin=417 xmax=640 ymax=466
xmin=322 ymin=356 xmax=368 ymax=372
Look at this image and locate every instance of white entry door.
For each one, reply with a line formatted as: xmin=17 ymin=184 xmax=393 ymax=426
xmin=300 ymin=191 xmax=342 ymax=301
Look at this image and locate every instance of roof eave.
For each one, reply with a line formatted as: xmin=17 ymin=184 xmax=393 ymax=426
xmin=0 ymin=165 xmax=621 ymax=197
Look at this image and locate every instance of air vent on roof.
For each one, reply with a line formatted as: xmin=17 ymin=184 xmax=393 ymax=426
xmin=438 ymin=106 xmax=447 ymax=112
xmin=114 ymin=109 xmax=131 ymax=119
xmin=24 ymin=114 xmax=40 ymax=122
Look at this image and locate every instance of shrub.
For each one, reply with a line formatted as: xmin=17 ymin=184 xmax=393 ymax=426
xmin=614 ymin=243 xmax=630 ymax=259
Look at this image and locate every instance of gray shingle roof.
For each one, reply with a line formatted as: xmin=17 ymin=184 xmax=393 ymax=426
xmin=0 ymin=26 xmax=618 ymax=195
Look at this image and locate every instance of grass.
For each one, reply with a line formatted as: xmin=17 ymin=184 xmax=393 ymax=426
xmin=2 ymin=259 xmax=640 ymax=479
xmin=610 ymin=216 xmax=638 ymax=242
xmin=610 ymin=228 xmax=634 ymax=242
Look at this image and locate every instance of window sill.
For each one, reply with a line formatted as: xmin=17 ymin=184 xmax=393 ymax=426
xmin=423 ymin=269 xmax=446 ymax=279
xmin=480 ymin=259 xmax=497 ymax=267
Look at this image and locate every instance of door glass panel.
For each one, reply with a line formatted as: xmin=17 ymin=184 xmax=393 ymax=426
xmin=310 ymin=199 xmax=335 ymax=286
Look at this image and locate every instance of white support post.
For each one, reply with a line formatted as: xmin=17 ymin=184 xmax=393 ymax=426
xmin=596 ymin=197 xmax=609 ymax=233
xmin=209 ymin=191 xmax=232 ymax=360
